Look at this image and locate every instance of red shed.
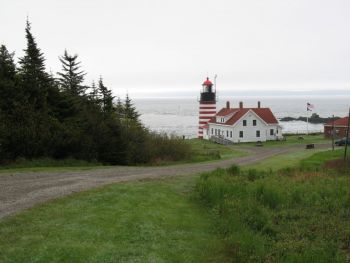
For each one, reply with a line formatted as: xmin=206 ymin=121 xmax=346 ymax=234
xmin=324 ymin=117 xmax=349 ymax=138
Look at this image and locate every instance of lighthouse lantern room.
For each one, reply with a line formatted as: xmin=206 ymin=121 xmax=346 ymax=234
xmin=198 ymin=77 xmax=217 ymax=138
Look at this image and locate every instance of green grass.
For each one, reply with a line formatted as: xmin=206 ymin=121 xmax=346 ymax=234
xmin=0 ymin=175 xmax=227 ymax=263
xmin=237 ymin=134 xmax=330 ymax=148
xmin=195 ymin=151 xmax=350 ymax=262
xmin=185 ymin=138 xmax=247 ymax=163
xmin=245 ymin=148 xmax=331 ymax=171
xmin=0 ymin=158 xmax=108 ymax=173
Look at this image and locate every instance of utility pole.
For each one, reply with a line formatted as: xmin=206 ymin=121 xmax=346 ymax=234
xmin=344 ymin=107 xmax=350 ymax=161
xmin=332 ymin=114 xmax=335 ymax=151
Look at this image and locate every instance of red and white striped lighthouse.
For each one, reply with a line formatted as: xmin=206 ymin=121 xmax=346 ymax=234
xmin=198 ymin=77 xmax=216 ymax=138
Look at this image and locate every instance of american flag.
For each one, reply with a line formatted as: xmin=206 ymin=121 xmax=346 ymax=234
xmin=307 ymin=102 xmax=314 ymax=111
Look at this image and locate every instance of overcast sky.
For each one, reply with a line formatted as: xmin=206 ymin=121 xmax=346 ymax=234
xmin=1 ymin=0 xmax=350 ymax=98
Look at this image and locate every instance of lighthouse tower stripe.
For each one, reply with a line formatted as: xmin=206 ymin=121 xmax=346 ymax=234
xmin=198 ymin=101 xmax=216 ymax=138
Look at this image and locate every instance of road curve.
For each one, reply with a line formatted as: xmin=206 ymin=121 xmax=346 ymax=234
xmin=0 ymin=144 xmax=329 ymax=220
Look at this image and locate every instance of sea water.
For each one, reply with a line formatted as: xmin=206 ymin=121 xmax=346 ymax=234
xmin=134 ymin=97 xmax=350 ymax=138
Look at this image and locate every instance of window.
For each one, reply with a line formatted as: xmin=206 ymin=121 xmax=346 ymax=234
xmin=253 ymin=120 xmax=257 ymax=126
xmin=211 ymin=128 xmax=213 ymax=135
xmin=256 ymin=130 xmax=260 ymax=137
xmin=270 ymin=129 xmax=274 ymax=136
xmin=226 ymin=130 xmax=229 ymax=137
xmin=215 ymin=129 xmax=217 ymax=135
xmin=243 ymin=120 xmax=247 ymax=126
xmin=239 ymin=131 xmax=243 ymax=138
xmin=221 ymin=118 xmax=225 ymax=123
xmin=230 ymin=131 xmax=233 ymax=138
xmin=276 ymin=129 xmax=278 ymax=134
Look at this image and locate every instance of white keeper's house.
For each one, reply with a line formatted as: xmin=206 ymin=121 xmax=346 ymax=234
xmin=202 ymin=101 xmax=283 ymax=143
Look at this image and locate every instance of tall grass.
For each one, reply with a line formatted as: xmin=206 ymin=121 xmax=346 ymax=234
xmin=194 ymin=151 xmax=350 ymax=262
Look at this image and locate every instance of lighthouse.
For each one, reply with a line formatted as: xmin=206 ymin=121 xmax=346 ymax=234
xmin=198 ymin=77 xmax=216 ymax=138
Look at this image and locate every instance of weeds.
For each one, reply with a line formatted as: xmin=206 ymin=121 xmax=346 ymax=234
xmin=195 ymin=150 xmax=350 ymax=262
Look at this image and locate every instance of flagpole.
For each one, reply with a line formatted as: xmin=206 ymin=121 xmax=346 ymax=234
xmin=306 ymin=104 xmax=309 ymax=135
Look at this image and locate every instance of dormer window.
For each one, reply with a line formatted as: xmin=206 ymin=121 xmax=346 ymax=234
xmin=221 ymin=117 xmax=225 ymax=123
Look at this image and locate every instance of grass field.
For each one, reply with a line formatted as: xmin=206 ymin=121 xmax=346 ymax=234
xmin=0 ymin=158 xmax=107 ymax=173
xmin=0 ymin=175 xmax=227 ymax=263
xmin=195 ymin=149 xmax=350 ymax=262
xmin=0 ymin=141 xmax=348 ymax=262
xmin=235 ymin=134 xmax=330 ymax=148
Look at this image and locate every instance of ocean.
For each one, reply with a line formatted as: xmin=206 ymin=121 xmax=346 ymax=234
xmin=134 ymin=97 xmax=350 ymax=138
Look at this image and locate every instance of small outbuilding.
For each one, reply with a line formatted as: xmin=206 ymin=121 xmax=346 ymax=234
xmin=324 ymin=117 xmax=349 ymax=138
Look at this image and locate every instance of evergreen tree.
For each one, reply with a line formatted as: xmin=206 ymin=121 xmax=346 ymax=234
xmin=18 ymin=19 xmax=50 ymax=109
xmin=0 ymin=45 xmax=16 ymax=80
xmin=0 ymin=45 xmax=17 ymax=112
xmin=115 ymin=97 xmax=124 ymax=118
xmin=57 ymin=50 xmax=86 ymax=96
xmin=124 ymin=93 xmax=139 ymax=121
xmin=98 ymin=76 xmax=114 ymax=115
xmin=88 ymin=80 xmax=100 ymax=103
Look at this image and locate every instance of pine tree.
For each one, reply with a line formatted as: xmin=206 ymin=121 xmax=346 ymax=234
xmin=98 ymin=76 xmax=114 ymax=115
xmin=57 ymin=50 xmax=86 ymax=96
xmin=18 ymin=19 xmax=50 ymax=109
xmin=124 ymin=93 xmax=140 ymax=121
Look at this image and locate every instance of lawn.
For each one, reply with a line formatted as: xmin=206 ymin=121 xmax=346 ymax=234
xmin=0 ymin=175 xmax=227 ymax=263
xmin=236 ymin=134 xmax=330 ymax=148
xmin=245 ymin=148 xmax=331 ymax=171
xmin=0 ymin=145 xmax=348 ymax=262
xmin=183 ymin=138 xmax=248 ymax=163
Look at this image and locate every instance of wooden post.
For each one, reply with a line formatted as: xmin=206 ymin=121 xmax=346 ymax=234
xmin=344 ymin=108 xmax=350 ymax=161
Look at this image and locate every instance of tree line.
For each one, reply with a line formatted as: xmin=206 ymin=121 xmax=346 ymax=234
xmin=0 ymin=20 xmax=191 ymax=165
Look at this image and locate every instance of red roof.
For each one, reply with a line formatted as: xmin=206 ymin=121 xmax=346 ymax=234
xmin=209 ymin=107 xmax=278 ymax=125
xmin=325 ymin=117 xmax=349 ymax=126
xmin=202 ymin=77 xmax=213 ymax=86
xmin=216 ymin=108 xmax=237 ymax=116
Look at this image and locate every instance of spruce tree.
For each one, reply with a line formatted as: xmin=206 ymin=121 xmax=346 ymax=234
xmin=18 ymin=19 xmax=50 ymax=109
xmin=88 ymin=80 xmax=100 ymax=103
xmin=115 ymin=97 xmax=124 ymax=118
xmin=0 ymin=45 xmax=17 ymax=112
xmin=98 ymin=76 xmax=114 ymax=115
xmin=57 ymin=50 xmax=86 ymax=96
xmin=124 ymin=93 xmax=139 ymax=121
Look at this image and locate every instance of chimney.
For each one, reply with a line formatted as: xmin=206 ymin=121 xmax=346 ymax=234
xmin=226 ymin=101 xmax=230 ymax=109
xmin=258 ymin=101 xmax=261 ymax=108
xmin=239 ymin=101 xmax=243 ymax=109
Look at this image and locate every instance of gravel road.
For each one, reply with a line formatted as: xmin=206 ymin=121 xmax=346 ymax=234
xmin=0 ymin=144 xmax=330 ymax=220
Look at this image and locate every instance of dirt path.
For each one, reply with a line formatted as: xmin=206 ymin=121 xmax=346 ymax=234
xmin=0 ymin=144 xmax=329 ymax=220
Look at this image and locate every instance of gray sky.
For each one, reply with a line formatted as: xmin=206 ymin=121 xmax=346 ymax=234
xmin=1 ymin=0 xmax=350 ymax=98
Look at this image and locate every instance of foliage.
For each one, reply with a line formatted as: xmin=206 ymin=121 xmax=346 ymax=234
xmin=0 ymin=20 xmax=192 ymax=165
xmin=195 ymin=151 xmax=350 ymax=262
xmin=57 ymin=50 xmax=86 ymax=95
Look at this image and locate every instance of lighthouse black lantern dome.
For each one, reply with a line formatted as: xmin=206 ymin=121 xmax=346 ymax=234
xmin=198 ymin=77 xmax=217 ymax=138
